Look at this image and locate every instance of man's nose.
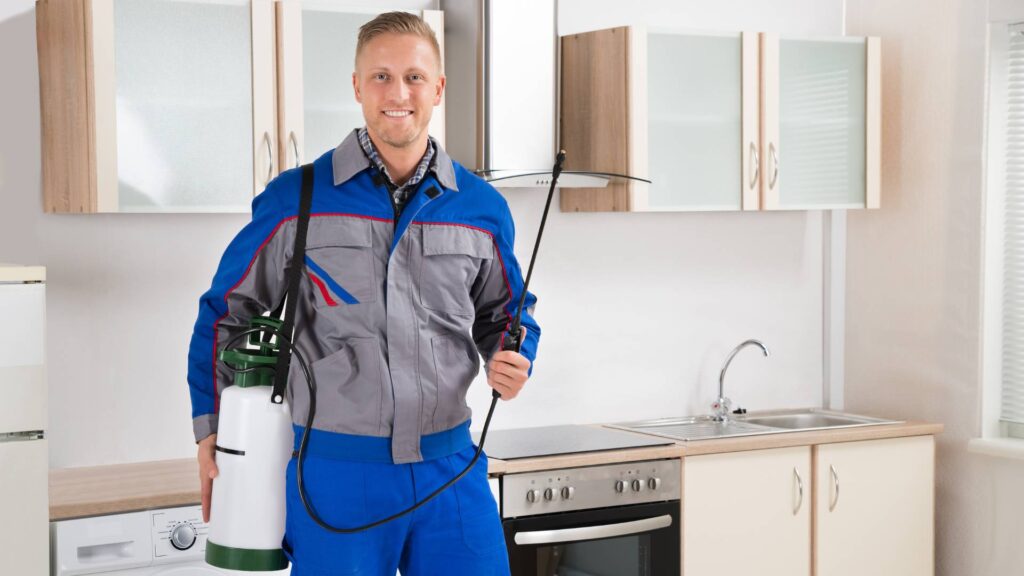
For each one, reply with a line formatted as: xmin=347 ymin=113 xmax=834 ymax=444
xmin=387 ymin=78 xmax=410 ymax=102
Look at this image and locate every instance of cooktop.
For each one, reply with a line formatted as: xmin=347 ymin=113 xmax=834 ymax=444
xmin=475 ymin=424 xmax=673 ymax=460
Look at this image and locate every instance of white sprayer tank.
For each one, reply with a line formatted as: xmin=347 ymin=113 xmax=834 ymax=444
xmin=206 ymin=384 xmax=293 ymax=571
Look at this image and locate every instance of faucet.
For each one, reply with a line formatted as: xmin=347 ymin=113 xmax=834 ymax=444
xmin=711 ymin=339 xmax=770 ymax=422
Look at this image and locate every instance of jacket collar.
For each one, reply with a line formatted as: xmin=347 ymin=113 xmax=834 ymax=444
xmin=332 ymin=128 xmax=459 ymax=192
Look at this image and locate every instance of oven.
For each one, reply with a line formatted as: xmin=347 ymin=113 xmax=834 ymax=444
xmin=499 ymin=459 xmax=681 ymax=576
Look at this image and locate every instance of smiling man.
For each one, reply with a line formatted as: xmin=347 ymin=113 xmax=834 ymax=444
xmin=187 ymin=10 xmax=540 ymax=576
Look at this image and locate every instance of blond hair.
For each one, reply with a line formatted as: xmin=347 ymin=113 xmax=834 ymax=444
xmin=355 ymin=11 xmax=442 ymax=71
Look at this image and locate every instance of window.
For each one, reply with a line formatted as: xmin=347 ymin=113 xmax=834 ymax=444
xmin=988 ymin=21 xmax=1024 ymax=440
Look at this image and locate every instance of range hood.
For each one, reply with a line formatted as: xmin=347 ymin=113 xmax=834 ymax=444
xmin=474 ymin=169 xmax=651 ymax=188
xmin=441 ymin=0 xmax=644 ymax=188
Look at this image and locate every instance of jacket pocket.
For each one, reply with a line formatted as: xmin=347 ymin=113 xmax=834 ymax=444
xmin=419 ymin=225 xmax=493 ymax=316
xmin=305 ymin=218 xmax=376 ymax=307
xmin=310 ymin=337 xmax=384 ymax=435
xmin=430 ymin=333 xmax=478 ymax=431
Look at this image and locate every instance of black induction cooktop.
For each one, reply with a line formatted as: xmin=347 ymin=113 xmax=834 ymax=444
xmin=474 ymin=424 xmax=673 ymax=460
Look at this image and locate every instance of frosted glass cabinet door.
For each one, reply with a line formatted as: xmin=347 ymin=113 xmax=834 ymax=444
xmin=93 ymin=0 xmax=275 ymax=211
xmin=277 ymin=4 xmax=446 ymax=170
xmin=638 ymin=31 xmax=746 ymax=211
xmin=761 ymin=34 xmax=880 ymax=209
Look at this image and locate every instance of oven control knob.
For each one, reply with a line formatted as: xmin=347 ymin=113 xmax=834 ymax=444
xmin=631 ymin=479 xmax=644 ymax=493
xmin=169 ymin=523 xmax=197 ymax=551
xmin=526 ymin=489 xmax=541 ymax=503
xmin=561 ymin=486 xmax=575 ymax=500
xmin=648 ymin=477 xmax=662 ymax=490
xmin=543 ymin=488 xmax=555 ymax=501
xmin=614 ymin=480 xmax=626 ymax=493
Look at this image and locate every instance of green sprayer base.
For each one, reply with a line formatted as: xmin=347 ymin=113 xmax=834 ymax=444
xmin=206 ymin=539 xmax=289 ymax=572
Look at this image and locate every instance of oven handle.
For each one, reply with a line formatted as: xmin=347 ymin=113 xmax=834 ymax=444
xmin=513 ymin=514 xmax=673 ymax=546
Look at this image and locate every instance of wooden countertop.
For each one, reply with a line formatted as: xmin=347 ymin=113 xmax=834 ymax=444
xmin=49 ymin=420 xmax=942 ymax=520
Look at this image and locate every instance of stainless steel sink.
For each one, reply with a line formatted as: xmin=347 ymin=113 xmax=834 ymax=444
xmin=608 ymin=409 xmax=902 ymax=442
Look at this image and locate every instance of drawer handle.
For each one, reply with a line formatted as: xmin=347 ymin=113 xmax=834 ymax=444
xmin=793 ymin=466 xmax=804 ymax=515
xmin=829 ymin=464 xmax=840 ymax=512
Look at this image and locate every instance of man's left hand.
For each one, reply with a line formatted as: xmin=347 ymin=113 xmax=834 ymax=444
xmin=487 ymin=332 xmax=531 ymax=400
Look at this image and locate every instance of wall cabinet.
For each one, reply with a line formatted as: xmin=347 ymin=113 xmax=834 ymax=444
xmin=37 ymin=1 xmax=444 ymax=213
xmin=559 ymin=26 xmax=880 ymax=212
xmin=683 ymin=435 xmax=934 ymax=576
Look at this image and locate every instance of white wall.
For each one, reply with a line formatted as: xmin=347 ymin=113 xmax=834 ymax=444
xmin=844 ymin=0 xmax=1024 ymax=575
xmin=1 ymin=0 xmax=839 ymax=469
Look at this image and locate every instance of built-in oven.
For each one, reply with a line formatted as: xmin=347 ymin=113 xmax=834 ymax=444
xmin=500 ymin=459 xmax=681 ymax=576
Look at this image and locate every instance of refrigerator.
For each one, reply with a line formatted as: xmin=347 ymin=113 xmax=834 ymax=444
xmin=0 ymin=264 xmax=48 ymax=575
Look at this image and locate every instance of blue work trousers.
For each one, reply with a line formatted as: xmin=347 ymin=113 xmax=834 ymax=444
xmin=282 ymin=441 xmax=509 ymax=575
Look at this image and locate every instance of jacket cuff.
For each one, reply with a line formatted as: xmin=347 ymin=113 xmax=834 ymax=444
xmin=193 ymin=414 xmax=218 ymax=444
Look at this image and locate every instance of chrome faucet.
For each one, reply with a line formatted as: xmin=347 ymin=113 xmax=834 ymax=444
xmin=711 ymin=339 xmax=770 ymax=422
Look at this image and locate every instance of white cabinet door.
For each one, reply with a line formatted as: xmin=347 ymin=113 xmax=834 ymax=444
xmin=684 ymin=446 xmax=811 ymax=576
xmin=761 ymin=34 xmax=881 ymax=210
xmin=634 ymin=29 xmax=758 ymax=212
xmin=0 ymin=439 xmax=49 ymax=576
xmin=815 ymin=435 xmax=934 ymax=576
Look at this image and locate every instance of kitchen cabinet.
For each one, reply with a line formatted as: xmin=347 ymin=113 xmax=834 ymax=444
xmin=558 ymin=26 xmax=880 ymax=212
xmin=683 ymin=446 xmax=811 ymax=576
xmin=37 ymin=2 xmax=445 ymax=213
xmin=38 ymin=0 xmax=277 ymax=213
xmin=814 ymin=435 xmax=934 ymax=576
xmin=275 ymin=4 xmax=445 ymax=169
xmin=682 ymin=435 xmax=934 ymax=576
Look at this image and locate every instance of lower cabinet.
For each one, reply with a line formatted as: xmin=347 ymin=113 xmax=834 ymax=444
xmin=684 ymin=446 xmax=811 ymax=576
xmin=815 ymin=435 xmax=934 ymax=576
xmin=683 ymin=435 xmax=935 ymax=576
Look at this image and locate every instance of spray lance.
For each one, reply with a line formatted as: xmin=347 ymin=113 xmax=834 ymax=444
xmin=205 ymin=150 xmax=567 ymax=572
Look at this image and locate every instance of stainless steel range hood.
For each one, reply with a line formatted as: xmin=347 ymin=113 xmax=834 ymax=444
xmin=441 ymin=0 xmax=642 ymax=188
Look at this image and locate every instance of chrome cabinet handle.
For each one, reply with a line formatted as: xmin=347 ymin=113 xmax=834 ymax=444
xmin=749 ymin=141 xmax=760 ymax=190
xmin=769 ymin=142 xmax=779 ymax=190
xmin=829 ymin=464 xmax=840 ymax=512
xmin=289 ymin=131 xmax=300 ymax=169
xmin=513 ymin=515 xmax=672 ymax=546
xmin=793 ymin=467 xmax=804 ymax=515
xmin=263 ymin=131 xmax=274 ymax=185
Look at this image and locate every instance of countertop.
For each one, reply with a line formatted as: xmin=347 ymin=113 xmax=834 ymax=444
xmin=49 ymin=420 xmax=942 ymax=521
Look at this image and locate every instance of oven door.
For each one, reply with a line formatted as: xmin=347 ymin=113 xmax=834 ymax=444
xmin=503 ymin=501 xmax=680 ymax=576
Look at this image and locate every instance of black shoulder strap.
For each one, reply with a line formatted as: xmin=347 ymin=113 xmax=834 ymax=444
xmin=270 ymin=164 xmax=315 ymax=404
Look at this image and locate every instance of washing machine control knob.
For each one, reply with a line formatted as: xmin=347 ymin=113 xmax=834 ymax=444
xmin=170 ymin=523 xmax=197 ymax=551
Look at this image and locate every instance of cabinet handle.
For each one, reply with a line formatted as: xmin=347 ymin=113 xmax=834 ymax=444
xmin=829 ymin=464 xmax=840 ymax=512
xmin=769 ymin=142 xmax=779 ymax=190
xmin=289 ymin=131 xmax=301 ymax=169
xmin=793 ymin=467 xmax=803 ymax=515
xmin=749 ymin=142 xmax=760 ymax=190
xmin=263 ymin=131 xmax=274 ymax=185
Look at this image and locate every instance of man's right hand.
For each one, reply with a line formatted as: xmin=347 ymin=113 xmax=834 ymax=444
xmin=198 ymin=434 xmax=219 ymax=523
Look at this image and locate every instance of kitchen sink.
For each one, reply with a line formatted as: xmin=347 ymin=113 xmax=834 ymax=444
xmin=608 ymin=408 xmax=902 ymax=442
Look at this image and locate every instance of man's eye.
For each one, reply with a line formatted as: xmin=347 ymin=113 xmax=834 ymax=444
xmin=409 ymin=74 xmax=423 ymax=82
xmin=374 ymin=73 xmax=388 ymax=81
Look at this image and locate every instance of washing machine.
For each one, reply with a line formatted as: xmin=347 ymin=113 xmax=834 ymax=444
xmin=50 ymin=504 xmax=290 ymax=576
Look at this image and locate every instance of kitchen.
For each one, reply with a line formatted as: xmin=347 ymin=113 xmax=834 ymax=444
xmin=0 ymin=0 xmax=1021 ymax=575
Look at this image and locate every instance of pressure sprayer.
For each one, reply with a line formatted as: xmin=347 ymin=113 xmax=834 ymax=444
xmin=205 ymin=150 xmax=567 ymax=572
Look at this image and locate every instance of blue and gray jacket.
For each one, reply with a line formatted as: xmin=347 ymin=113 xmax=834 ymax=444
xmin=187 ymin=130 xmax=540 ymax=464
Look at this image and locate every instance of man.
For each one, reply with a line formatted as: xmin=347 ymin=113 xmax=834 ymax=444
xmin=186 ymin=12 xmax=540 ymax=575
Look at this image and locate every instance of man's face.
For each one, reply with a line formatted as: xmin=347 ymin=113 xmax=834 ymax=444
xmin=353 ymin=33 xmax=445 ymax=152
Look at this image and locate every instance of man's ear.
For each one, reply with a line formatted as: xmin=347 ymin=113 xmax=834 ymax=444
xmin=352 ymin=72 xmax=362 ymax=103
xmin=433 ymin=74 xmax=446 ymax=106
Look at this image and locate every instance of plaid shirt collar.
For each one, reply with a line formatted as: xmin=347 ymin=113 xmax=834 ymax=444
xmin=357 ymin=127 xmax=436 ymax=206
xmin=332 ymin=129 xmax=459 ymax=192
